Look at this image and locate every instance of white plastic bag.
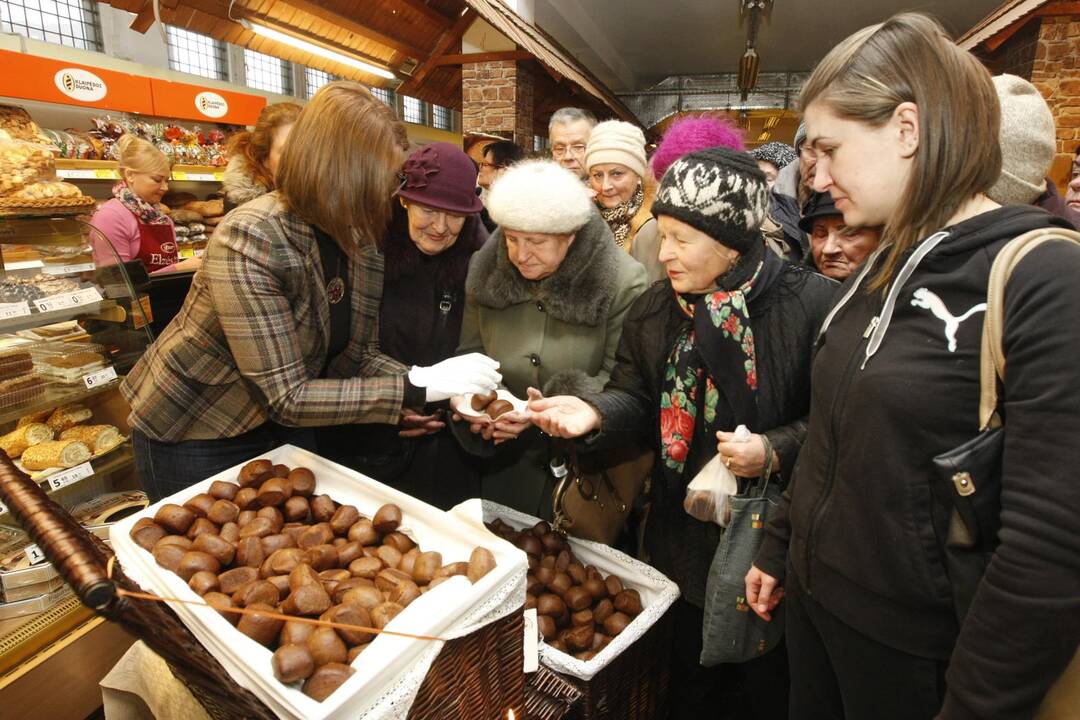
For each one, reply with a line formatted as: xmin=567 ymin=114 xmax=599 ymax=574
xmin=683 ymin=424 xmax=750 ymax=527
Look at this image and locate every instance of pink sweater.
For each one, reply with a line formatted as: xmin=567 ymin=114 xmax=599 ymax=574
xmin=90 ymin=199 xmax=179 ymax=273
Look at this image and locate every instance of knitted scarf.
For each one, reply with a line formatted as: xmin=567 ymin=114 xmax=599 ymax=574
xmin=113 ymin=182 xmax=171 ymax=225
xmin=660 ymin=242 xmax=765 ymax=475
xmin=598 ymin=183 xmax=644 ymax=247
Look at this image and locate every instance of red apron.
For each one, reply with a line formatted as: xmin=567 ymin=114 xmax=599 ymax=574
xmin=127 ymin=209 xmax=178 ymax=272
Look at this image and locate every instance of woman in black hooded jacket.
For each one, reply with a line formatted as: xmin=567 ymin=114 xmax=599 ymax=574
xmin=530 ymin=147 xmax=836 ymax=720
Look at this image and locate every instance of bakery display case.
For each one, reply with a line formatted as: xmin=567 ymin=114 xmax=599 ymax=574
xmin=0 ymin=212 xmax=152 ymax=714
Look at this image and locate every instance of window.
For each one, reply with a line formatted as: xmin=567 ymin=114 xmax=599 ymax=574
xmin=432 ymin=104 xmax=451 ymax=131
xmin=402 ymin=96 xmax=424 ymax=125
xmin=0 ymin=0 xmax=101 ymax=51
xmin=371 ymin=86 xmax=393 ymax=106
xmin=166 ymin=26 xmax=227 ymax=81
xmin=304 ymin=67 xmax=336 ymax=99
xmin=244 ymin=49 xmax=292 ymax=95
xmin=533 ymin=135 xmax=549 ymax=153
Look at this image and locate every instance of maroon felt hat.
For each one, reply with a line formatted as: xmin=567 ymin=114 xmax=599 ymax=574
xmin=397 ymin=141 xmax=483 ymax=215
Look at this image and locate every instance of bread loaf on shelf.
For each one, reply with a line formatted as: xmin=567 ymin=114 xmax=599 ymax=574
xmin=0 ymin=422 xmax=53 ymax=459
xmin=21 ymin=438 xmax=92 ymax=470
xmin=46 ymin=403 xmax=92 ymax=433
xmin=59 ymin=424 xmax=122 ymax=454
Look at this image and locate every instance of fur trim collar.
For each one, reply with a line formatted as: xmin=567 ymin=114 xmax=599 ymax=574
xmin=466 ymin=209 xmax=621 ymax=327
xmin=222 ymin=154 xmax=269 ymax=206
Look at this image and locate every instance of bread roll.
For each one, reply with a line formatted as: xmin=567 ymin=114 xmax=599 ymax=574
xmin=21 ymin=439 xmax=92 ymax=470
xmin=46 ymin=404 xmax=92 ymax=433
xmin=0 ymin=422 xmax=53 ymax=458
xmin=59 ymin=424 xmax=122 ymax=454
xmin=16 ymin=409 xmax=51 ymax=428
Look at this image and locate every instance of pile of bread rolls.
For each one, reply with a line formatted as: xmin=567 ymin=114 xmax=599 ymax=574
xmin=485 ymin=518 xmax=643 ymax=662
xmin=130 ymin=459 xmax=497 ymax=702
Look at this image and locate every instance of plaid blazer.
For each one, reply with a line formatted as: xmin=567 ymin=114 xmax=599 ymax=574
xmin=122 ymin=192 xmax=408 ymax=442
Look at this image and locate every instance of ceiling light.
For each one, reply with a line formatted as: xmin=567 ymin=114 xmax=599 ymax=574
xmin=764 ymin=115 xmax=779 ymax=130
xmin=241 ymin=19 xmax=395 ymax=80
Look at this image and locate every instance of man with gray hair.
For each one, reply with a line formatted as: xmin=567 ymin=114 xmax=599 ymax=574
xmin=548 ymin=107 xmax=597 ymax=179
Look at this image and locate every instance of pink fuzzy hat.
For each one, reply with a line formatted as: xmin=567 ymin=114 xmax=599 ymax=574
xmin=650 ymin=115 xmax=745 ymax=181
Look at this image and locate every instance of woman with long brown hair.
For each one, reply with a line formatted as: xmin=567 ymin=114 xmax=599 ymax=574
xmin=222 ymin=102 xmax=301 ymax=213
xmin=741 ymin=13 xmax=1080 ymax=719
xmin=122 ymin=82 xmax=500 ymax=501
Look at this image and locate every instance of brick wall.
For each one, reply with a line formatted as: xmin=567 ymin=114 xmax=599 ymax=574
xmin=1030 ymin=16 xmax=1080 ymax=190
xmin=461 ymin=60 xmax=533 ymax=145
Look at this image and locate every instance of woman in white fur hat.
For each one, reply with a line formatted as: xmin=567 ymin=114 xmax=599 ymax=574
xmin=585 ymin=120 xmax=665 ymax=283
xmin=452 ymin=160 xmax=648 ymax=518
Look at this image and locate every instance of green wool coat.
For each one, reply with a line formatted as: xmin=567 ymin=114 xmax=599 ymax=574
xmin=455 ymin=210 xmax=649 ymax=517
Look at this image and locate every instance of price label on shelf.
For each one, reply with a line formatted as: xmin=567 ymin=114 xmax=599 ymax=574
xmin=25 ymin=543 xmax=47 ymax=566
xmin=47 ymin=462 xmax=94 ymax=492
xmin=522 ymin=608 xmax=539 ymax=673
xmin=95 ymin=169 xmax=119 ymax=179
xmin=34 ymin=286 xmax=104 ymax=313
xmin=83 ymin=365 xmax=117 ymax=388
xmin=171 ymin=171 xmax=188 ymax=181
xmin=42 ymin=262 xmax=96 ymax=276
xmin=0 ymin=301 xmax=31 ymax=320
xmin=57 ymin=168 xmax=98 ymax=179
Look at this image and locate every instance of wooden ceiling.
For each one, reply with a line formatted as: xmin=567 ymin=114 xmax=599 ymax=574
xmin=98 ymin=0 xmax=625 ymax=128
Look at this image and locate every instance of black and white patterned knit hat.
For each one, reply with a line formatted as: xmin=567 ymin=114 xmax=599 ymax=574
xmin=750 ymin=141 xmax=797 ymax=171
xmin=652 ymin=146 xmax=769 ymax=253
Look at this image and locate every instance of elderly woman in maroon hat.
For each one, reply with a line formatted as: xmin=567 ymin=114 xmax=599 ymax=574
xmin=318 ymin=141 xmax=489 ymax=507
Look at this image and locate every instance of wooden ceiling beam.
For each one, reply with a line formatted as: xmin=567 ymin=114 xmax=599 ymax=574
xmin=129 ymin=1 xmax=157 ymax=33
xmin=274 ymin=0 xmax=426 ymax=59
xmin=391 ymin=0 xmax=455 ymax=28
xmin=398 ymin=7 xmax=476 ymax=95
xmin=435 ymin=50 xmax=532 ymax=65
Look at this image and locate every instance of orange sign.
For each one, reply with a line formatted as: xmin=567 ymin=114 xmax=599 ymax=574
xmin=0 ymin=49 xmax=153 ymax=113
xmin=150 ymin=79 xmax=266 ymax=126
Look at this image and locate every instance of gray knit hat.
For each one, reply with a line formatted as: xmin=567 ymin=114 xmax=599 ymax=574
xmin=751 ymin=141 xmax=797 ymax=170
xmin=652 ymin=147 xmax=769 ymax=252
xmin=989 ymin=74 xmax=1055 ymax=205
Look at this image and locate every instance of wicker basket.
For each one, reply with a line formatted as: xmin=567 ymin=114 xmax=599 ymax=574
xmin=524 ymin=665 xmax=583 ymax=720
xmin=0 ymin=454 xmax=525 ymax=720
xmin=556 ymin=606 xmax=673 ymax=720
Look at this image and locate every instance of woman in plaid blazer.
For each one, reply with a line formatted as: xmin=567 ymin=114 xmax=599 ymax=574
xmin=123 ymin=82 xmax=500 ymax=501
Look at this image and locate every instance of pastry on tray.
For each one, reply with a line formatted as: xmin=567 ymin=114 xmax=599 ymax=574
xmin=0 ymin=422 xmax=53 ymax=459
xmin=46 ymin=403 xmax=92 ymax=433
xmin=20 ymin=439 xmax=92 ymax=470
xmin=59 ymin=424 xmax=122 ymax=454
xmin=0 ymin=351 xmax=33 ymax=381
xmin=16 ymin=409 xmax=50 ymax=427
xmin=36 ymin=352 xmax=106 ymax=383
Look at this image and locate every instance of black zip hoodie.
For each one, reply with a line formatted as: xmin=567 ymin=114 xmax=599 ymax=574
xmin=755 ymin=206 xmax=1080 ymax=719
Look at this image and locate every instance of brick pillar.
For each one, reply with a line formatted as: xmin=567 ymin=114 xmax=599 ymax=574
xmin=1030 ymin=16 xmax=1080 ymax=190
xmin=462 ymin=60 xmax=534 ymax=145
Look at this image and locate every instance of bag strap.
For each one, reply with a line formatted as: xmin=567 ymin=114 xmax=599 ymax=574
xmin=980 ymin=227 xmax=1080 ymax=431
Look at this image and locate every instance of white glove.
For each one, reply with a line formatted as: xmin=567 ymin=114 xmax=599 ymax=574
xmin=408 ymin=353 xmax=502 ymax=402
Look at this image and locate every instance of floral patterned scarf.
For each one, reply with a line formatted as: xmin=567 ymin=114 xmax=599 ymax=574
xmin=598 ymin=183 xmax=644 ymax=247
xmin=113 ymin=181 xmax=171 ymax=226
xmin=660 ymin=247 xmax=765 ymax=475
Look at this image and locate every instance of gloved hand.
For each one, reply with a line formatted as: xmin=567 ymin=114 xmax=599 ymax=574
xmin=408 ymin=353 xmax=502 ymax=402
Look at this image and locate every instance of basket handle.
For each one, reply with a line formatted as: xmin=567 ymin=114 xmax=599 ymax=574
xmin=0 ymin=452 xmax=116 ymax=609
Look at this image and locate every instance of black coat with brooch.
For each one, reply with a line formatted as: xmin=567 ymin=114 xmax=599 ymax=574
xmin=583 ymin=250 xmax=836 ymax=606
xmin=318 ymin=206 xmax=488 ymax=508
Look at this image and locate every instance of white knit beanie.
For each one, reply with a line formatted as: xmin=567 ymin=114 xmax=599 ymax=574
xmin=486 ymin=160 xmax=595 ymax=234
xmin=583 ymin=120 xmax=648 ymax=178
xmin=989 ymin=74 xmax=1056 ymax=205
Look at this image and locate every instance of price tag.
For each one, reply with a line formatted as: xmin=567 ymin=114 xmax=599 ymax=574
xmin=56 ymin=168 xmax=98 ymax=179
xmin=171 ymin=171 xmax=188 ymax=181
xmin=185 ymin=173 xmax=216 ymax=182
xmin=523 ymin=608 xmax=539 ymax=673
xmin=25 ymin=543 xmax=47 ymax=565
xmin=83 ymin=365 xmax=117 ymax=388
xmin=47 ymin=462 xmax=94 ymax=491
xmin=213 ymin=172 xmax=224 ymax=181
xmin=94 ymin=168 xmax=118 ymax=179
xmin=42 ymin=262 xmax=96 ymax=276
xmin=34 ymin=286 xmax=104 ymax=313
xmin=0 ymin=301 xmax=31 ymax=320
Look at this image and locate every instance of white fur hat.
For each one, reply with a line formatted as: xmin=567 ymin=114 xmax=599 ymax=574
xmin=486 ymin=160 xmax=594 ymax=234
